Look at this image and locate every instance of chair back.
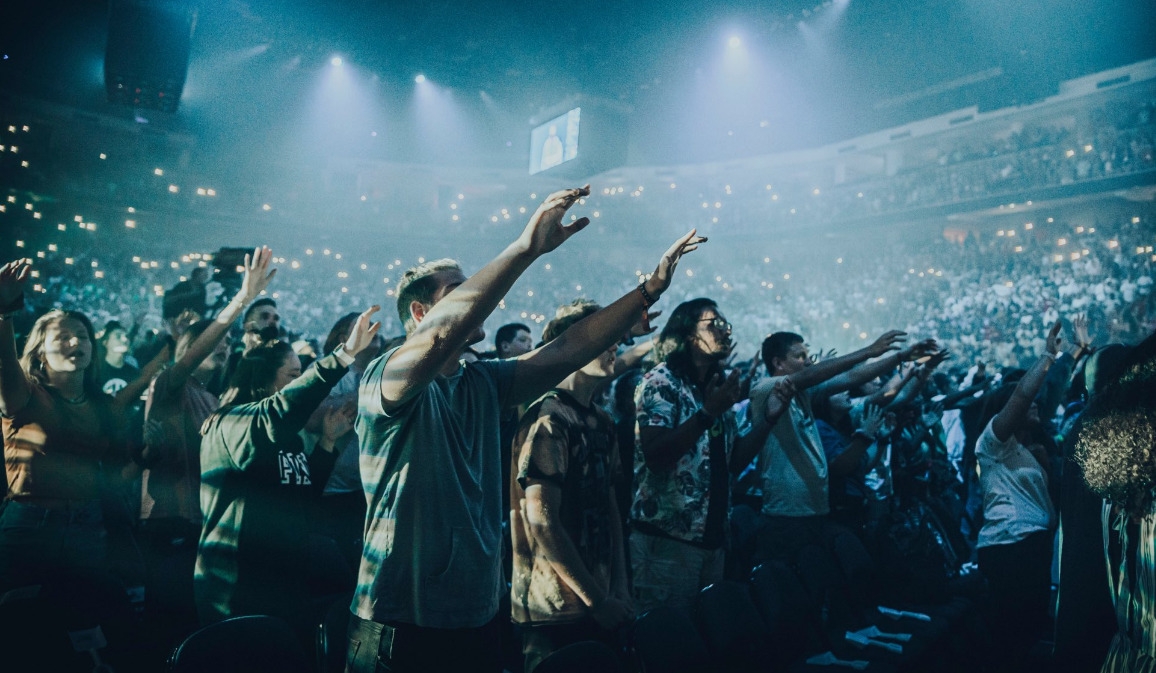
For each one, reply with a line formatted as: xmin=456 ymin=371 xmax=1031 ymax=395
xmin=631 ymin=606 xmax=713 ymax=673
xmin=695 ymin=580 xmax=772 ymax=671
xmin=169 ymin=615 xmax=311 ymax=673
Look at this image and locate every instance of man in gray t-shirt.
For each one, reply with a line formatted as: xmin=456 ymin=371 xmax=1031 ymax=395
xmin=346 ymin=186 xmax=705 ymax=673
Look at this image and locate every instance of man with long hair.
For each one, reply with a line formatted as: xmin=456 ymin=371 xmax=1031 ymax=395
xmin=631 ymin=298 xmax=786 ymax=612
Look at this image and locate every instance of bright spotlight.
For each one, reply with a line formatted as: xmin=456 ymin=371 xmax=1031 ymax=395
xmin=414 ymin=73 xmax=426 ymax=83
xmin=330 ymin=57 xmax=343 ymax=67
xmin=728 ymin=36 xmax=742 ymax=48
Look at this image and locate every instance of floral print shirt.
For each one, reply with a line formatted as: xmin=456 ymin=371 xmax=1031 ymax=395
xmin=631 ymin=362 xmax=738 ymax=544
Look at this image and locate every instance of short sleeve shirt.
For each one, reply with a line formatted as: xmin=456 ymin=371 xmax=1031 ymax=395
xmin=750 ymin=376 xmax=829 ymax=517
xmin=354 ymin=348 xmax=516 ymax=629
xmin=509 ymin=390 xmax=620 ymax=625
xmin=630 ymin=362 xmax=737 ymax=544
xmin=4 ymin=382 xmax=122 ymax=502
xmin=975 ymin=418 xmax=1055 ymax=548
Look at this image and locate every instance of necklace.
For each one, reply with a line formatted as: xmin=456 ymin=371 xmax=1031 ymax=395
xmin=58 ymin=390 xmax=87 ymax=405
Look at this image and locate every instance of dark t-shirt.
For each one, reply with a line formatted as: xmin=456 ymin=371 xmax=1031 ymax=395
xmin=99 ymin=361 xmax=140 ymax=398
xmin=354 ymin=348 xmax=516 ymax=629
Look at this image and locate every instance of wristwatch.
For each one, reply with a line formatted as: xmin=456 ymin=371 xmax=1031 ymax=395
xmin=334 ymin=343 xmax=355 ymax=367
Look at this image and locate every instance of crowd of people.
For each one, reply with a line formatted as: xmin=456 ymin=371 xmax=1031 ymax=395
xmin=2 ymin=76 xmax=1156 ymax=673
xmin=1 ymin=179 xmax=1155 ymax=673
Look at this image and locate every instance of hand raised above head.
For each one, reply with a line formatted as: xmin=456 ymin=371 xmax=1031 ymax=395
xmin=1071 ymin=313 xmax=1091 ymax=349
xmin=344 ymin=305 xmax=382 ymax=356
xmin=901 ymin=338 xmax=938 ymax=362
xmin=643 ymin=229 xmax=707 ymax=301
xmin=0 ymin=258 xmax=32 ymax=308
xmin=1044 ymin=320 xmax=1063 ymax=355
xmin=518 ymin=185 xmax=592 ymax=256
xmin=239 ymin=246 xmax=277 ymax=303
xmin=867 ymin=330 xmax=908 ymax=358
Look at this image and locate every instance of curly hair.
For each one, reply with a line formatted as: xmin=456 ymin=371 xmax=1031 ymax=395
xmin=1076 ymin=353 xmax=1156 ymax=516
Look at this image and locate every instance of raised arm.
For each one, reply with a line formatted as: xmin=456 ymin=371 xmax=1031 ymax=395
xmin=790 ymin=330 xmax=908 ymax=392
xmin=730 ymin=376 xmax=794 ymax=475
xmin=0 ymin=259 xmax=32 ymax=417
xmin=380 ymin=187 xmax=591 ymax=409
xmin=991 ymin=321 xmax=1062 ymax=442
xmin=815 ymin=338 xmax=937 ymax=397
xmin=113 ymin=342 xmax=172 ymax=407
xmin=508 ymin=229 xmax=705 ymax=405
xmin=160 ymin=247 xmax=276 ymax=395
xmin=266 ymin=306 xmax=380 ymax=432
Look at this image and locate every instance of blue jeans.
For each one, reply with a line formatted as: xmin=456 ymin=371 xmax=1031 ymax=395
xmin=0 ymin=499 xmax=109 ymax=592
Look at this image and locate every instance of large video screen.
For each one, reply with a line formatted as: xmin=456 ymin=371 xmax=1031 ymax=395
xmin=529 ymin=107 xmax=580 ymax=175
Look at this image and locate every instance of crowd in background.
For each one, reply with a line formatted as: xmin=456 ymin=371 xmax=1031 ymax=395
xmin=0 ymin=88 xmax=1155 ymax=673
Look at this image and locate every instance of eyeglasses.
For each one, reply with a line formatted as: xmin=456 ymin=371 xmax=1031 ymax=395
xmin=698 ymin=317 xmax=732 ymax=333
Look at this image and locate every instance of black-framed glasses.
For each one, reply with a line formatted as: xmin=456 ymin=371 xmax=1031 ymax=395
xmin=698 ymin=317 xmax=732 ymax=333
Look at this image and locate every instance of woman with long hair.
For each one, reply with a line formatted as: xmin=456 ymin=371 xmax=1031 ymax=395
xmin=0 ymin=259 xmax=130 ymax=590
xmin=194 ymin=304 xmax=380 ymax=631
xmin=974 ymin=320 xmax=1063 ymax=673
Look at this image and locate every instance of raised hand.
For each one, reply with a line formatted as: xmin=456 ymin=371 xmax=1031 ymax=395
xmin=519 ymin=185 xmax=592 ymax=256
xmin=859 ymin=404 xmax=884 ymax=438
xmin=901 ymin=338 xmax=938 ymax=362
xmin=238 ymin=246 xmax=277 ymax=303
xmin=867 ymin=330 xmax=908 ymax=358
xmin=321 ymin=402 xmax=356 ymax=445
xmin=1071 ymin=314 xmax=1091 ymax=349
xmin=629 ymin=309 xmax=663 ymax=337
xmin=344 ymin=305 xmax=382 ymax=356
xmin=764 ymin=376 xmax=796 ymax=422
xmin=1045 ymin=320 xmax=1063 ymax=356
xmin=924 ymin=349 xmax=952 ymax=370
xmin=703 ymin=368 xmax=742 ymax=418
xmin=643 ymin=229 xmax=708 ymax=300
xmin=0 ymin=259 xmax=32 ymax=307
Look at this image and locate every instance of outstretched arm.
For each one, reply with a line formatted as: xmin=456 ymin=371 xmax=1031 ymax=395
xmin=0 ymin=259 xmax=32 ymax=417
xmin=788 ymin=330 xmax=909 ymax=392
xmin=380 ymin=187 xmax=591 ymax=410
xmin=991 ymin=321 xmax=1062 ymax=442
xmin=815 ymin=338 xmax=937 ymax=398
xmin=508 ymin=229 xmax=705 ymax=405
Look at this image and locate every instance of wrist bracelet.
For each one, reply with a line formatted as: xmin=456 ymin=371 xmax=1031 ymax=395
xmin=637 ymin=282 xmax=656 ymax=307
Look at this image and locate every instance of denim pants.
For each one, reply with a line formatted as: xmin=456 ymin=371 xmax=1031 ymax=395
xmin=345 ymin=612 xmax=502 ymax=673
xmin=0 ymin=499 xmax=109 ymax=593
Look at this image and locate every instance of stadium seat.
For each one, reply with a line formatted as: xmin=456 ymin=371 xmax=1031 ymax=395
xmin=695 ymin=580 xmax=774 ymax=672
xmin=168 ymin=615 xmax=312 ymax=673
xmin=316 ymin=592 xmax=354 ymax=673
xmin=631 ymin=605 xmax=714 ymax=673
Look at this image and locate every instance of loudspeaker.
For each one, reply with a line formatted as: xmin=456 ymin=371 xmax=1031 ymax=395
xmin=104 ymin=0 xmax=196 ymax=113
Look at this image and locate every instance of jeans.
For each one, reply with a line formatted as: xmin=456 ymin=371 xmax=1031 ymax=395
xmin=0 ymin=499 xmax=108 ymax=593
xmin=345 ymin=612 xmax=502 ymax=673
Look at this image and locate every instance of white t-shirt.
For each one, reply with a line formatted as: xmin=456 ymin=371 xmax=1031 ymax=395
xmin=975 ymin=418 xmax=1055 ymax=548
